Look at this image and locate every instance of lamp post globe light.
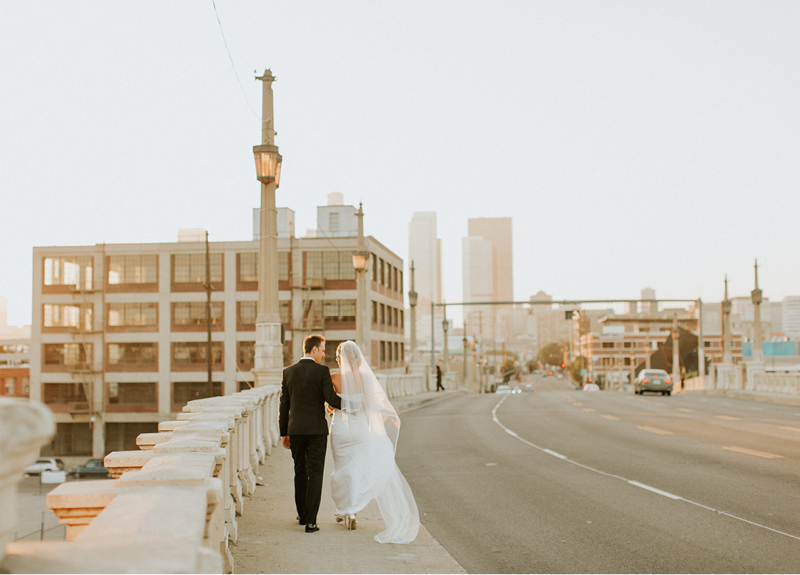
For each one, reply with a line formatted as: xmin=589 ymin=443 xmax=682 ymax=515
xmin=252 ymin=69 xmax=284 ymax=387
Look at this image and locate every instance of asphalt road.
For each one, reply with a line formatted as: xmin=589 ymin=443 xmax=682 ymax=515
xmin=395 ymin=375 xmax=800 ymax=573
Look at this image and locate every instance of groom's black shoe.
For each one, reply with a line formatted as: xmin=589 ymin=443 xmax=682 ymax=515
xmin=305 ymin=523 xmax=319 ymax=533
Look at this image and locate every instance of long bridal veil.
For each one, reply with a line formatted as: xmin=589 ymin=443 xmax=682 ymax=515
xmin=332 ymin=340 xmax=420 ymax=544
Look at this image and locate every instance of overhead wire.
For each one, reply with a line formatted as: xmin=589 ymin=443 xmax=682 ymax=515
xmin=211 ymin=0 xmax=260 ymax=120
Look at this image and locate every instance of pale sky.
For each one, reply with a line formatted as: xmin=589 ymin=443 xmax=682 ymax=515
xmin=2 ymin=1 xmax=800 ymax=327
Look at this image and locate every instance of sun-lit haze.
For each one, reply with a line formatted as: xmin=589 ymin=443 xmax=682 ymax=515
xmin=2 ymin=1 xmax=800 ymax=327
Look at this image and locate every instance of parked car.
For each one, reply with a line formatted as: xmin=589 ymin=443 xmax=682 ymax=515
xmin=496 ymin=385 xmax=512 ymax=394
xmin=68 ymin=459 xmax=111 ymax=479
xmin=524 ymin=383 xmax=533 ymax=392
xmin=582 ymin=383 xmax=600 ymax=391
xmin=634 ymin=369 xmax=673 ymax=396
xmin=511 ymin=386 xmax=522 ymax=394
xmin=24 ymin=458 xmax=65 ymax=476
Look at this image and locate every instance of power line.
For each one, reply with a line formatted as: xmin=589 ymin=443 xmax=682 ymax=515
xmin=211 ymin=0 xmax=260 ymax=120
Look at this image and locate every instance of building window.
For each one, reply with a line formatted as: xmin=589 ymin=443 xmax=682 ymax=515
xmin=43 ymin=383 xmax=87 ymax=405
xmin=43 ymin=256 xmax=93 ymax=290
xmin=329 ymin=212 xmax=340 ymax=234
xmin=107 ymin=343 xmax=157 ymax=367
xmin=172 ymin=253 xmax=223 ymax=283
xmin=623 ymin=342 xmax=634 ymax=348
xmin=400 ymin=344 xmax=404 ymax=362
xmin=172 ymin=342 xmax=223 ymax=368
xmin=386 ymin=305 xmax=393 ymax=327
xmin=371 ymin=254 xmax=378 ymax=282
xmin=305 ymin=251 xmax=323 ymax=283
xmin=108 ymin=382 xmax=156 ymax=405
xmin=107 ymin=303 xmax=158 ymax=328
xmin=399 ymin=270 xmax=403 ymax=293
xmin=388 ymin=342 xmax=393 ymax=362
xmin=172 ymin=381 xmax=222 ymax=407
xmin=323 ymin=300 xmax=356 ymax=324
xmin=324 ymin=340 xmax=345 ymax=365
xmin=43 ymin=304 xmax=92 ymax=330
xmin=238 ymin=301 xmax=258 ymax=329
xmin=237 ymin=341 xmax=255 ymax=366
xmin=393 ymin=267 xmax=398 ymax=291
xmin=238 ymin=253 xmax=258 ymax=282
xmin=105 ymin=422 xmax=158 ymax=451
xmin=379 ymin=259 xmax=385 ymax=285
xmin=393 ymin=308 xmax=399 ymax=328
xmin=278 ymin=252 xmax=289 ymax=282
xmin=107 ymin=255 xmax=157 ymax=285
xmin=4 ymin=378 xmax=15 ymax=395
xmin=43 ymin=343 xmax=92 ymax=368
xmin=280 ymin=301 xmax=290 ymax=324
xmin=380 ymin=341 xmax=386 ymax=363
xmin=41 ymin=423 xmax=92 ymax=456
xmin=323 ymin=251 xmax=356 ymax=280
xmin=399 ymin=310 xmax=404 ymax=329
xmin=172 ymin=302 xmax=224 ymax=328
xmin=372 ymin=301 xmax=378 ymax=324
xmin=380 ymin=304 xmax=385 ymax=326
xmin=394 ymin=342 xmax=399 ymax=362
xmin=624 ymin=357 xmax=632 ymax=365
xmin=602 ymin=342 xmax=615 ymax=349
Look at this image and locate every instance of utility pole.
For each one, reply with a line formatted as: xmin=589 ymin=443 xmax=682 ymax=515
xmin=722 ymin=275 xmax=732 ymax=365
xmin=204 ymin=231 xmax=212 ymax=389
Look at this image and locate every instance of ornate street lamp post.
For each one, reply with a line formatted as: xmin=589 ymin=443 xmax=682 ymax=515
xmin=751 ymin=259 xmax=764 ymax=362
xmin=352 ymin=203 xmax=371 ymax=365
xmin=408 ymin=261 xmax=418 ymax=364
xmin=253 ymin=69 xmax=284 ymax=387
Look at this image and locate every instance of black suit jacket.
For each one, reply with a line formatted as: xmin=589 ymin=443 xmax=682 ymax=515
xmin=279 ymin=358 xmax=342 ymax=436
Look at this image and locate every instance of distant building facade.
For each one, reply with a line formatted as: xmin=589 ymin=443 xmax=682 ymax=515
xmin=31 ymin=201 xmax=405 ymax=458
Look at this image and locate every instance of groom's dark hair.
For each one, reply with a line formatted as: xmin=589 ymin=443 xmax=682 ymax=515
xmin=303 ymin=334 xmax=325 ymax=354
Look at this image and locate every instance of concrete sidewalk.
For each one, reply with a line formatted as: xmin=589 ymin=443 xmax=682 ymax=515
xmin=233 ymin=390 xmax=466 ymax=574
xmin=684 ymin=388 xmax=800 ymax=407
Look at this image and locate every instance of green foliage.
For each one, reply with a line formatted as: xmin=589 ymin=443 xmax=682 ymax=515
xmin=568 ymin=356 xmax=585 ymax=383
xmin=538 ymin=342 xmax=563 ymax=366
xmin=526 ymin=359 xmax=538 ymax=373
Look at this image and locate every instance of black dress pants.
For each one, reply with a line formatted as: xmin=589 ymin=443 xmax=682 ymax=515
xmin=289 ymin=434 xmax=327 ymax=525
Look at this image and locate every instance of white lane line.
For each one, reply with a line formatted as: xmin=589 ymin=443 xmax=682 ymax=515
xmin=779 ymin=426 xmax=800 ymax=432
xmin=543 ymin=448 xmax=567 ymax=459
xmin=601 ymin=415 xmax=619 ymax=421
xmin=628 ymin=480 xmax=681 ymax=500
xmin=491 ymin=394 xmax=800 ymax=542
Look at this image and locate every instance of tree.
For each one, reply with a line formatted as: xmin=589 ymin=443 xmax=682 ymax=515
xmin=538 ymin=342 xmax=563 ymax=367
xmin=568 ymin=356 xmax=586 ymax=383
xmin=526 ymin=359 xmax=538 ymax=373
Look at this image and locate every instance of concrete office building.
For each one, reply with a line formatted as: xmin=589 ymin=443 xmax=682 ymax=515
xmin=467 ymin=218 xmax=513 ymax=302
xmin=407 ymin=212 xmax=442 ymax=311
xmin=31 ymin=201 xmax=405 ymax=458
xmin=782 ymin=296 xmax=800 ymax=339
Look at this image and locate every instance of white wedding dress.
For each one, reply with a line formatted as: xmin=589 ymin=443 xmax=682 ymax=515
xmin=330 ymin=341 xmax=420 ymax=544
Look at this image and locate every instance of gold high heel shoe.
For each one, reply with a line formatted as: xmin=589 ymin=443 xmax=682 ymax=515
xmin=348 ymin=514 xmax=357 ymax=530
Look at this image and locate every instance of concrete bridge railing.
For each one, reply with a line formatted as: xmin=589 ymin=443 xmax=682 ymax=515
xmin=2 ymin=385 xmax=281 ymax=574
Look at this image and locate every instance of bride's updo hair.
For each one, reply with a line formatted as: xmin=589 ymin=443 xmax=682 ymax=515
xmin=337 ymin=341 xmax=362 ymax=370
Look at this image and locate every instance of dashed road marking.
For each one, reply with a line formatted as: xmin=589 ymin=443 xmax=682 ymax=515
xmin=722 ymin=446 xmax=783 ymax=459
xmin=490 ymin=394 xmax=800 ymax=542
xmin=779 ymin=426 xmax=800 ymax=433
xmin=583 ymin=408 xmax=595 ymax=412
xmin=637 ymin=425 xmax=673 ymax=435
xmin=601 ymin=415 xmax=619 ymax=421
xmin=715 ymin=415 xmax=742 ymax=421
xmin=676 ymin=408 xmax=694 ymax=413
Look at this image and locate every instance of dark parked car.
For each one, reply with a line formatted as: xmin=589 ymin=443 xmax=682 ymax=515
xmin=68 ymin=459 xmax=111 ymax=479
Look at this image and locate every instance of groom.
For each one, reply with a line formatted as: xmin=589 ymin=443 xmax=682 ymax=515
xmin=279 ymin=334 xmax=342 ymax=533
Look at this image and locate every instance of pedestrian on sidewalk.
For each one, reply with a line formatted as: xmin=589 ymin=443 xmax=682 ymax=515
xmin=279 ymin=334 xmax=342 ymax=533
xmin=436 ymin=364 xmax=444 ymax=391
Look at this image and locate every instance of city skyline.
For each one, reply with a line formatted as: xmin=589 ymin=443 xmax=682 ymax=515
xmin=3 ymin=3 xmax=800 ymax=327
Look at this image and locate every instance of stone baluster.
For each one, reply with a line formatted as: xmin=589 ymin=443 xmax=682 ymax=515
xmin=0 ymin=398 xmax=55 ymax=564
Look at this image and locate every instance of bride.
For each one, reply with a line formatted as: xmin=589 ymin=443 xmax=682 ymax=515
xmin=328 ymin=341 xmax=420 ymax=544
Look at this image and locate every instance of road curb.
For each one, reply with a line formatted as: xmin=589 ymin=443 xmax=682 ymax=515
xmin=684 ymin=389 xmax=800 ymax=407
xmin=395 ymin=389 xmax=469 ymax=415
